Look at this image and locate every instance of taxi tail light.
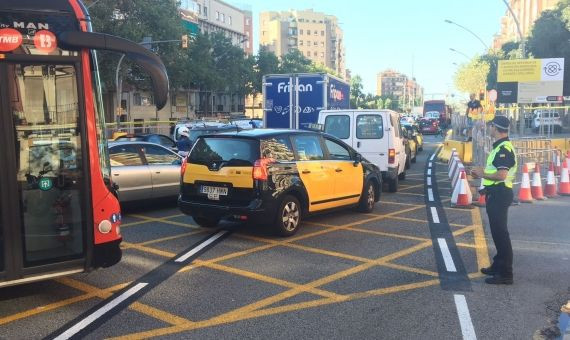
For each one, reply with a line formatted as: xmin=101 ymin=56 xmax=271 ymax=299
xmin=180 ymin=157 xmax=188 ymax=176
xmin=388 ymin=149 xmax=396 ymax=164
xmin=253 ymin=158 xmax=275 ymax=181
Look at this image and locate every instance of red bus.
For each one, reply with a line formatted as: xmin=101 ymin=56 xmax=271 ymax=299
xmin=0 ymin=0 xmax=168 ymax=287
xmin=423 ymin=100 xmax=451 ymax=125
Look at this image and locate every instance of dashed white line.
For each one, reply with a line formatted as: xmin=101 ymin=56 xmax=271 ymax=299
xmin=428 ymin=162 xmax=433 ymax=168
xmin=430 ymin=207 xmax=440 ymax=223
xmin=454 ymin=294 xmax=477 ymax=340
xmin=54 ymin=282 xmax=148 ymax=340
xmin=437 ymin=238 xmax=457 ymax=272
xmin=428 ymin=188 xmax=434 ymax=201
xmin=427 ymin=169 xmax=432 ymax=176
xmin=175 ymin=230 xmax=228 ymax=263
xmin=430 ymin=154 xmax=436 ymax=161
xmin=427 ymin=177 xmax=432 ymax=186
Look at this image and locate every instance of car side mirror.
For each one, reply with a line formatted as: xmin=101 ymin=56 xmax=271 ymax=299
xmin=353 ymin=153 xmax=362 ymax=166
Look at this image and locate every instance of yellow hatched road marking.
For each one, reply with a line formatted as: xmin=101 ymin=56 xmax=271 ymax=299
xmin=471 ymin=207 xmax=491 ymax=269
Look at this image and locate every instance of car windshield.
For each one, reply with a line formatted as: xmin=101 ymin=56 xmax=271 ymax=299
xmin=189 ymin=137 xmax=259 ymax=166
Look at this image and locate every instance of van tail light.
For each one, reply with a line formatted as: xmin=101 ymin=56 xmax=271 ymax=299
xmin=388 ymin=149 xmax=395 ymax=164
xmin=432 ymin=121 xmax=437 ymax=126
xmin=180 ymin=157 xmax=188 ymax=177
xmin=253 ymin=158 xmax=275 ymax=181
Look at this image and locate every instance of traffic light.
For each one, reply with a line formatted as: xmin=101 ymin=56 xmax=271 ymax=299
xmin=181 ymin=34 xmax=189 ymax=49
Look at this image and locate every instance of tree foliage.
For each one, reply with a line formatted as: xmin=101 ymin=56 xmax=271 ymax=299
xmin=454 ymin=58 xmax=490 ymax=94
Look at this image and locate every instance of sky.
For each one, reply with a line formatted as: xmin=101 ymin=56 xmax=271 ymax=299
xmin=234 ymin=0 xmax=506 ymax=101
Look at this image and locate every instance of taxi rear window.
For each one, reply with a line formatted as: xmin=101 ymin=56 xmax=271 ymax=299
xmin=189 ymin=137 xmax=259 ymax=166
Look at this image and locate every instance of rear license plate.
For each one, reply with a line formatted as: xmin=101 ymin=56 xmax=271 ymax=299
xmin=201 ymin=185 xmax=228 ymax=200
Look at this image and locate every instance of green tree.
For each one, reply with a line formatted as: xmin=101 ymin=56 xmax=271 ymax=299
xmin=279 ymin=49 xmax=312 ymax=73
xmin=454 ymin=58 xmax=490 ymax=94
xmin=350 ymin=75 xmax=365 ymax=108
xmin=384 ymin=98 xmax=392 ymax=110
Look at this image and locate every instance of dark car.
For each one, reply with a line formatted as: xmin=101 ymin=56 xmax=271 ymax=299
xmin=179 ymin=129 xmax=382 ymax=236
xmin=419 ymin=118 xmax=439 ymax=134
xmin=115 ymin=134 xmax=177 ymax=151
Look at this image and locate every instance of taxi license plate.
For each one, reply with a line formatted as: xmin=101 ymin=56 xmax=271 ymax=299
xmin=201 ymin=186 xmax=228 ymax=200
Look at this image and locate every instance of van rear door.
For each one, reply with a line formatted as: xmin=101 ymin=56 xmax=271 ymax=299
xmin=354 ymin=113 xmax=388 ymax=171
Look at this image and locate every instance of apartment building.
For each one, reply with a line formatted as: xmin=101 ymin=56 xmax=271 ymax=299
xmin=259 ymin=9 xmax=347 ymax=79
xmin=377 ymin=70 xmax=423 ymax=109
xmin=493 ymin=0 xmax=560 ymax=49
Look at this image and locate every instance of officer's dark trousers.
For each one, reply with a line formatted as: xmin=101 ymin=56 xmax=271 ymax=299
xmin=485 ymin=185 xmax=514 ymax=276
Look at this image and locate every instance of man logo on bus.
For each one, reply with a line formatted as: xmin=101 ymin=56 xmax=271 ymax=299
xmin=277 ymin=82 xmax=313 ymax=93
xmin=330 ymin=84 xmax=344 ymax=101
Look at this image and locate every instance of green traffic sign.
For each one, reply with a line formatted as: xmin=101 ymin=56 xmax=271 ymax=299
xmin=39 ymin=178 xmax=53 ymax=191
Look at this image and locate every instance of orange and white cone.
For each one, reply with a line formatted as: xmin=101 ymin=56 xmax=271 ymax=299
xmin=545 ymin=162 xmax=558 ymax=198
xmin=451 ymin=171 xmax=473 ymax=208
xmin=559 ymin=162 xmax=570 ymax=196
xmin=518 ymin=164 xmax=534 ymax=203
xmin=530 ymin=163 xmax=545 ymax=200
xmin=566 ymin=151 xmax=570 ymax=170
xmin=474 ymin=178 xmax=486 ymax=206
xmin=554 ymin=151 xmax=562 ymax=175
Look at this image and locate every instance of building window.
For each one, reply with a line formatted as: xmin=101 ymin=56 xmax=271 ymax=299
xmin=228 ymin=16 xmax=232 ymax=25
xmin=299 ymin=29 xmax=303 ymax=35
xmin=314 ymin=51 xmax=317 ymax=56
xmin=246 ymin=18 xmax=250 ymax=25
xmin=197 ymin=4 xmax=201 ymax=13
xmin=221 ymin=13 xmax=225 ymax=23
xmin=321 ymin=30 xmax=325 ymax=36
xmin=203 ymin=6 xmax=207 ymax=16
xmin=306 ymin=51 xmax=310 ymax=57
xmin=313 ymin=41 xmax=318 ymax=46
xmin=307 ymin=40 xmax=310 ymax=45
xmin=314 ymin=30 xmax=318 ymax=35
xmin=246 ymin=41 xmax=250 ymax=48
xmin=299 ymin=40 xmax=303 ymax=46
xmin=320 ymin=42 xmax=324 ymax=47
xmin=215 ymin=11 xmax=219 ymax=20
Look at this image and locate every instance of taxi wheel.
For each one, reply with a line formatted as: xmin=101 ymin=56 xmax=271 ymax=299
xmin=357 ymin=182 xmax=376 ymax=213
xmin=274 ymin=195 xmax=301 ymax=237
xmin=193 ymin=216 xmax=220 ymax=229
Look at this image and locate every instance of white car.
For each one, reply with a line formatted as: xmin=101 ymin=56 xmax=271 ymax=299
xmin=172 ymin=120 xmax=226 ymax=142
xmin=319 ymin=109 xmax=407 ymax=192
xmin=532 ymin=110 xmax=563 ymax=133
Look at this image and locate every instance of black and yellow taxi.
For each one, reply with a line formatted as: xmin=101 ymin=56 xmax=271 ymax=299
xmin=178 ymin=129 xmax=382 ymax=236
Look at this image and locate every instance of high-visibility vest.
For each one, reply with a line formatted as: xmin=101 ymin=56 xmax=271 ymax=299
xmin=483 ymin=140 xmax=517 ymax=188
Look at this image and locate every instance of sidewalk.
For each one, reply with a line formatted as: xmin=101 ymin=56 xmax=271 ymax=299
xmin=479 ymin=196 xmax=570 ymax=339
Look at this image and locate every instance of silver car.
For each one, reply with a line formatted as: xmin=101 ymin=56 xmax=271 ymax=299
xmin=109 ymin=141 xmax=182 ymax=202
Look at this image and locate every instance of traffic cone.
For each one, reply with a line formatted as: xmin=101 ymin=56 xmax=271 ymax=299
xmin=451 ymin=171 xmax=473 ymax=208
xmin=530 ymin=163 xmax=545 ymax=200
xmin=474 ymin=178 xmax=486 ymax=207
xmin=559 ymin=162 xmax=570 ymax=196
xmin=518 ymin=164 xmax=534 ymax=203
xmin=566 ymin=150 xmax=570 ymax=170
xmin=554 ymin=151 xmax=561 ymax=175
xmin=452 ymin=163 xmax=465 ymax=189
xmin=545 ymin=162 xmax=558 ymax=198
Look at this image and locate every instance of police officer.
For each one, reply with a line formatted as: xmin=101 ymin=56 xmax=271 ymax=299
xmin=471 ymin=115 xmax=516 ymax=285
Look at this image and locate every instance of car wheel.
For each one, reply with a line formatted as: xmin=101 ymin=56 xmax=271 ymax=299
xmin=358 ymin=181 xmax=376 ymax=213
xmin=274 ymin=195 xmax=301 ymax=237
xmin=389 ymin=174 xmax=399 ymax=192
xmin=193 ymin=216 xmax=220 ymax=228
xmin=418 ymin=145 xmax=423 ymax=151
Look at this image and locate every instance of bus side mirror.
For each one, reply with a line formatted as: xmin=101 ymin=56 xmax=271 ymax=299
xmin=58 ymin=31 xmax=169 ymax=110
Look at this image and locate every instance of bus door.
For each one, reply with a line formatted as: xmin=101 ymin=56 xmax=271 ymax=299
xmin=0 ymin=59 xmax=89 ymax=283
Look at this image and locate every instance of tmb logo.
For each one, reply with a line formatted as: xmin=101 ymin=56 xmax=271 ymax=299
xmin=277 ymin=82 xmax=313 ymax=93
xmin=329 ymin=84 xmax=344 ymax=101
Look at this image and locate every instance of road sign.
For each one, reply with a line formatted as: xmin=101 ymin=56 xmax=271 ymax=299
xmin=39 ymin=178 xmax=53 ymax=191
xmin=497 ymin=58 xmax=564 ymax=104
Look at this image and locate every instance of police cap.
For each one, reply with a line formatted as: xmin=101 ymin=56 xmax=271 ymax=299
xmin=490 ymin=115 xmax=510 ymax=130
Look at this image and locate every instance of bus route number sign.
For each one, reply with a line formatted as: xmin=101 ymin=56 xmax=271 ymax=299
xmin=33 ymin=30 xmax=57 ymax=53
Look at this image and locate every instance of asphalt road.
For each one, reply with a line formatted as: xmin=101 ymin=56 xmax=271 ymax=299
xmin=1 ymin=134 xmax=569 ymax=340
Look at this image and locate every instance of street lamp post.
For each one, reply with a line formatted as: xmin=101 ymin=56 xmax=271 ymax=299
xmin=449 ymin=48 xmax=470 ymax=60
xmin=444 ymin=19 xmax=489 ymax=51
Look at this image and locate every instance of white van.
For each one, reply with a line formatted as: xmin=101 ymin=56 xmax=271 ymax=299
xmin=318 ymin=109 xmax=407 ymax=192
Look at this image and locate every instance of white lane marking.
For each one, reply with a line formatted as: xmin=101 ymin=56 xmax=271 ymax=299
xmin=175 ymin=230 xmax=228 ymax=263
xmin=428 ymin=162 xmax=433 ymax=168
xmin=428 ymin=188 xmax=434 ymax=201
xmin=427 ymin=177 xmax=432 ymax=186
xmin=427 ymin=169 xmax=432 ymax=176
xmin=430 ymin=207 xmax=440 ymax=223
xmin=454 ymin=294 xmax=477 ymax=340
xmin=54 ymin=283 xmax=148 ymax=340
xmin=437 ymin=238 xmax=457 ymax=272
xmin=430 ymin=154 xmax=436 ymax=161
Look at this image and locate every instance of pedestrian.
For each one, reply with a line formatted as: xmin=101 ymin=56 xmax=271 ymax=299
xmin=470 ymin=115 xmax=516 ymax=285
xmin=466 ymin=93 xmax=482 ymax=142
xmin=176 ymin=127 xmax=192 ymax=157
